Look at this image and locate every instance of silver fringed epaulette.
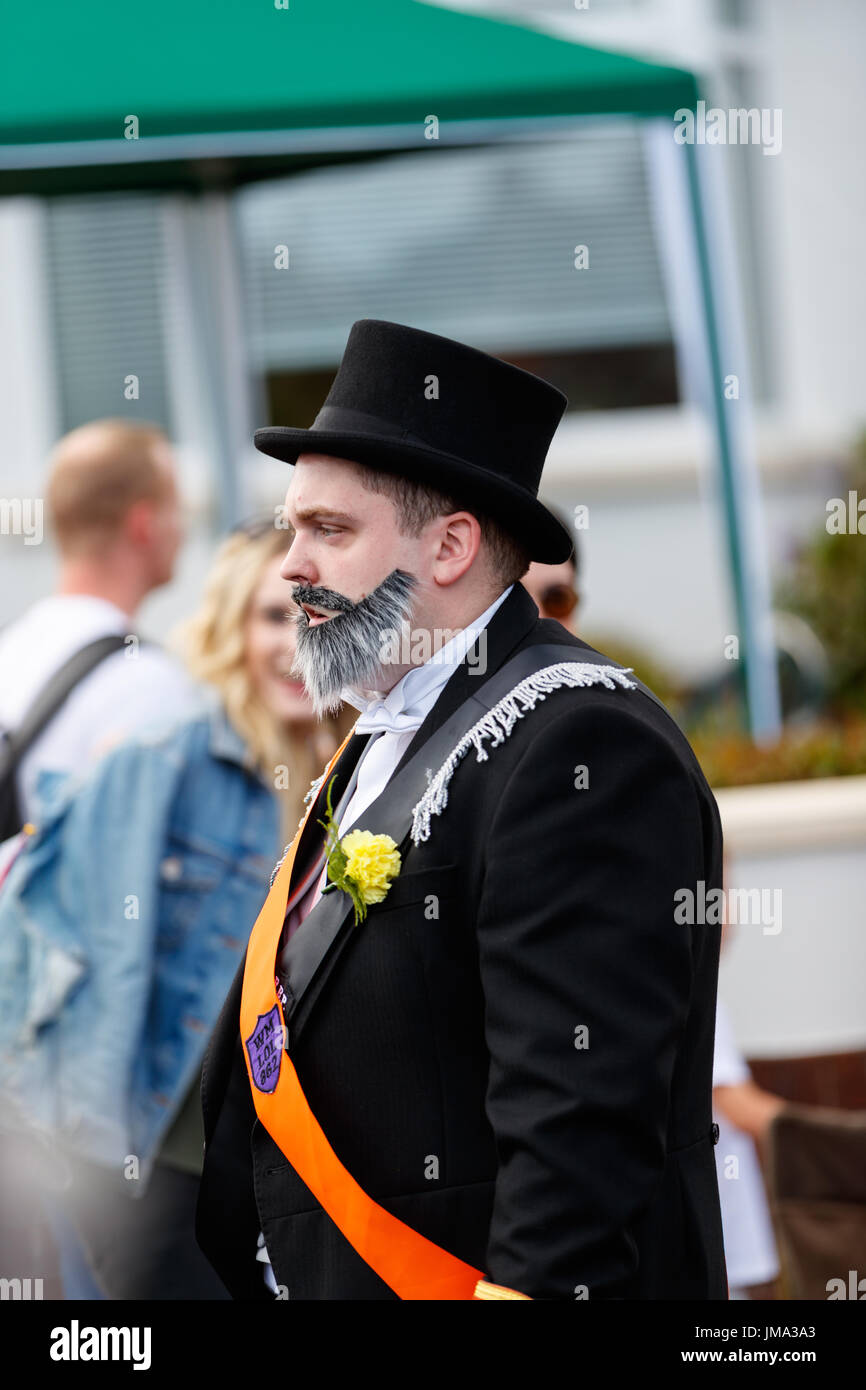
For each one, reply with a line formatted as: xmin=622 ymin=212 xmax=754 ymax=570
xmin=269 ymin=843 xmax=293 ymax=890
xmin=269 ymin=770 xmax=329 ymax=888
xmin=409 ymin=661 xmax=637 ymax=846
xmin=303 ymin=771 xmax=327 ymax=807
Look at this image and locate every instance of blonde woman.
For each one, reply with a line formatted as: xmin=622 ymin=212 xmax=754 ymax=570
xmin=175 ymin=516 xmax=347 ymax=843
xmin=0 ymin=517 xmax=346 ymax=1299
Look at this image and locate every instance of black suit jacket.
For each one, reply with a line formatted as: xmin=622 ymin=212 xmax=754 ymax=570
xmin=196 ymin=583 xmax=728 ymax=1300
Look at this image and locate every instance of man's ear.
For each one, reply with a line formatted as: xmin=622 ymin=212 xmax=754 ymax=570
xmin=124 ymin=497 xmax=156 ymax=548
xmin=430 ymin=511 xmax=483 ymax=581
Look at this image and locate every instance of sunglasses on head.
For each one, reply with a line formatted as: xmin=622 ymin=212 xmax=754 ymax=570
xmin=539 ymin=583 xmax=578 ymax=619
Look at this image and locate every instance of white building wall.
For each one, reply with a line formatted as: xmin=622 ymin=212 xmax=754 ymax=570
xmin=1 ymin=0 xmax=862 ymax=687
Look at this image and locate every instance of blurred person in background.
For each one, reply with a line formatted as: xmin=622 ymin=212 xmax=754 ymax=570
xmin=712 ymin=923 xmax=786 ymax=1302
xmin=0 ymin=419 xmax=198 ymax=828
xmin=0 ymin=419 xmax=198 ymax=1297
xmin=0 ymin=518 xmax=346 ymax=1299
xmin=520 ymin=503 xmax=580 ymax=634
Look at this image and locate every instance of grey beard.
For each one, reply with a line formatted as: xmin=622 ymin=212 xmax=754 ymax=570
xmin=291 ymin=568 xmax=418 ymax=716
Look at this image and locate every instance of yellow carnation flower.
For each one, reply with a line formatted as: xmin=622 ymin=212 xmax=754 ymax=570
xmin=317 ymin=775 xmax=403 ymax=924
xmin=340 ymin=830 xmax=402 ymax=906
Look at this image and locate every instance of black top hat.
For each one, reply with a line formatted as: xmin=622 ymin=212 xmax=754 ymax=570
xmin=254 ymin=319 xmax=574 ymax=564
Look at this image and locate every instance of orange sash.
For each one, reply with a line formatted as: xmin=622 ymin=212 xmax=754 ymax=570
xmin=239 ymin=731 xmax=486 ymax=1300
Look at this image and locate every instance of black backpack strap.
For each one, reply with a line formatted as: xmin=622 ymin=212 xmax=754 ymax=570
xmin=0 ymin=633 xmax=137 ymax=777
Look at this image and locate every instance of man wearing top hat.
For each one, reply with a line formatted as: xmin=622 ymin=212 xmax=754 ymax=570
xmin=196 ymin=319 xmax=728 ymax=1301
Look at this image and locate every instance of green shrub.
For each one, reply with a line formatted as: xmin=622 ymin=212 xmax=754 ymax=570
xmin=777 ymin=432 xmax=866 ymax=717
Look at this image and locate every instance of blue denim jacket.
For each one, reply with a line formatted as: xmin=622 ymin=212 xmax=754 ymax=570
xmin=0 ymin=692 xmax=282 ymax=1187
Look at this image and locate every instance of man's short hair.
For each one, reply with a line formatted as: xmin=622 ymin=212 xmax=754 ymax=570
xmin=46 ymin=419 xmax=174 ymax=557
xmin=357 ymin=468 xmax=533 ymax=588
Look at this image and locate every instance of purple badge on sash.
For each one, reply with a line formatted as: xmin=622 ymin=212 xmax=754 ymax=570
xmin=245 ymin=1005 xmax=283 ymax=1093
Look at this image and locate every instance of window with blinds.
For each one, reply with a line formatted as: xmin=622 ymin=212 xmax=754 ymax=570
xmin=235 ymin=125 xmax=677 ymax=419
xmin=44 ymin=194 xmax=172 ymax=435
xmin=41 ymin=126 xmax=677 ymax=447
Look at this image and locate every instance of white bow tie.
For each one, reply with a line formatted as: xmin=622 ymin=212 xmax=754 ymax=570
xmin=347 ymin=691 xmax=429 ymax=737
xmin=338 ymin=586 xmax=515 ymax=739
xmin=342 ymin=654 xmax=454 ymax=737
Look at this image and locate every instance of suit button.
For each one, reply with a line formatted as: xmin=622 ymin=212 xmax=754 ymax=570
xmin=711 ymin=1122 xmax=720 ymax=1144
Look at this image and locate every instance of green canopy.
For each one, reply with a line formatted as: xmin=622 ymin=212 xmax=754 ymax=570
xmin=0 ymin=1 xmax=781 ymax=738
xmin=0 ymin=0 xmax=697 ymax=194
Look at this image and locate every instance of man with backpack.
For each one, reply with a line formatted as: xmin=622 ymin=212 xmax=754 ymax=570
xmin=0 ymin=418 xmax=197 ymax=839
xmin=0 ymin=418 xmax=198 ymax=1295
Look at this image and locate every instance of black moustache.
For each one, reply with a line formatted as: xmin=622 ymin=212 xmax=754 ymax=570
xmin=291 ymin=584 xmax=355 ymax=616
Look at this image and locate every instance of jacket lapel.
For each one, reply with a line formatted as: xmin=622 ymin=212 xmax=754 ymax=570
xmin=281 ymin=583 xmax=543 ymax=1044
xmin=284 ymin=729 xmax=370 ymax=901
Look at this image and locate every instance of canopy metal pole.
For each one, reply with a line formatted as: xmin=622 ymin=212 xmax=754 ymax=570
xmin=644 ymin=118 xmax=782 ymax=743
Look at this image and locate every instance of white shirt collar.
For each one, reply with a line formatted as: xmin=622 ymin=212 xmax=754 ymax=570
xmin=341 ymin=585 xmax=513 ymax=735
